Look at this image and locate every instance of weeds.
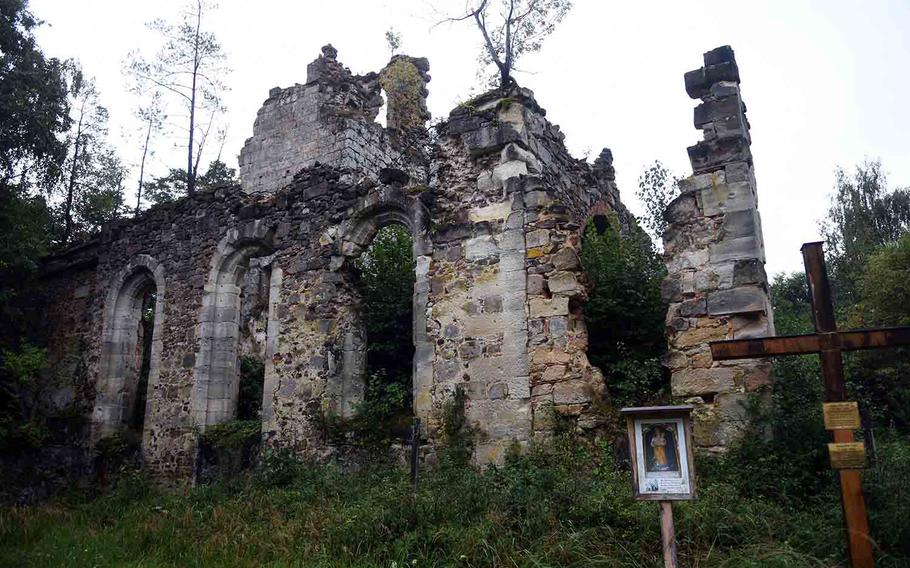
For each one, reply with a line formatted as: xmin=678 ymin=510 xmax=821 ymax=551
xmin=2 ymin=432 xmax=908 ymax=567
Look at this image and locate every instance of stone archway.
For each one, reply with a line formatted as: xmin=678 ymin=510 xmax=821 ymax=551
xmin=192 ymin=221 xmax=277 ymax=429
xmin=93 ymin=255 xmax=166 ymax=443
xmin=335 ymin=186 xmax=434 ymax=423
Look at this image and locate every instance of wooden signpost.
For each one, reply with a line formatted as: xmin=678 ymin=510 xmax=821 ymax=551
xmin=622 ymin=406 xmax=696 ymax=568
xmin=709 ymin=242 xmax=910 ymax=568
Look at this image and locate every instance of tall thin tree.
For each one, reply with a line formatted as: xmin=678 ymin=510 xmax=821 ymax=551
xmin=133 ymin=93 xmax=164 ymax=215
xmin=126 ymin=0 xmax=228 ymax=195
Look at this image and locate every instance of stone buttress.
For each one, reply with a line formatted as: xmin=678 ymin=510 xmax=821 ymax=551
xmin=662 ymin=46 xmax=774 ymax=451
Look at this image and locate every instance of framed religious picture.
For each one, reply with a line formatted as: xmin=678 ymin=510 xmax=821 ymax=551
xmin=621 ymin=406 xmax=696 ymax=501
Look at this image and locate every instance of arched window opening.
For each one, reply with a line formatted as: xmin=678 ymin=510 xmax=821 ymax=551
xmin=580 ymin=212 xmax=669 ymax=407
xmin=193 ymin=242 xmax=273 ymax=429
xmin=129 ymin=286 xmax=156 ymax=436
xmin=94 ymin=260 xmax=164 ymax=445
xmin=235 ymin=255 xmax=270 ymax=421
xmin=353 ymin=223 xmax=415 ymax=440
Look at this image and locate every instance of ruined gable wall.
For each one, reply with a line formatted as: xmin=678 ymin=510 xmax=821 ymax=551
xmin=662 ymin=46 xmax=774 ymax=451
xmin=238 ymin=46 xmax=400 ymax=194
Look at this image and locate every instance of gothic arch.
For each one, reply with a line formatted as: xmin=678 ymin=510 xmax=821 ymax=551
xmin=335 ymin=187 xmax=435 ymax=421
xmin=192 ymin=220 xmax=277 ymax=428
xmin=92 ymin=255 xmax=166 ymax=442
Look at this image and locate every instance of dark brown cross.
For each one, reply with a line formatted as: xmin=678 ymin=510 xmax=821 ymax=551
xmin=709 ymin=242 xmax=910 ymax=568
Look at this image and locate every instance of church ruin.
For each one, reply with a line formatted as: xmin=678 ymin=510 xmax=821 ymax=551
xmin=34 ymin=44 xmax=773 ymax=480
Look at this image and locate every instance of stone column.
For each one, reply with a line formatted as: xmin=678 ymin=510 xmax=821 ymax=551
xmin=662 ymin=46 xmax=774 ymax=451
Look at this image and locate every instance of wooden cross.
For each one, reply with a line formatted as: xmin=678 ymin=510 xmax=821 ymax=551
xmin=709 ymin=242 xmax=910 ymax=568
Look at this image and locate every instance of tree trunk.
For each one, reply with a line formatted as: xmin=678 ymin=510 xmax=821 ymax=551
xmin=186 ymin=2 xmax=202 ymax=196
xmin=63 ymin=99 xmax=87 ymax=245
xmin=136 ymin=117 xmax=153 ymax=215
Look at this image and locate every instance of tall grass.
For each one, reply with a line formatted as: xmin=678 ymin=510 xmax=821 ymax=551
xmin=1 ymin=435 xmax=908 ymax=568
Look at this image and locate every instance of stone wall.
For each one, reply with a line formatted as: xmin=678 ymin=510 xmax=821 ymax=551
xmin=238 ymin=45 xmax=402 ymax=194
xmin=32 ymin=44 xmax=657 ymax=482
xmin=662 ymin=46 xmax=774 ymax=451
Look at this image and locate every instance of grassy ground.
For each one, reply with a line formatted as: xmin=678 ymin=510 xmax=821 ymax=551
xmin=1 ymin=436 xmax=908 ymax=568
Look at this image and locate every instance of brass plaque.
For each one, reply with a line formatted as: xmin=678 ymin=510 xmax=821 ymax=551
xmin=828 ymin=442 xmax=867 ymax=470
xmin=823 ymin=402 xmax=861 ymax=430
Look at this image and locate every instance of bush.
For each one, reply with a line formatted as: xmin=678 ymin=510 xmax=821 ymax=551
xmin=196 ymin=419 xmax=261 ymax=483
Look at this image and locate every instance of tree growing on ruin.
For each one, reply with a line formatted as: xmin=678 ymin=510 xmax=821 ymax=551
xmin=636 ymin=160 xmax=679 ymax=248
xmin=445 ymin=0 xmax=572 ymax=89
xmin=126 ymin=0 xmax=229 ymax=196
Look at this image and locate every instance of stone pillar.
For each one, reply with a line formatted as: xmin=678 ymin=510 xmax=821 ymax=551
xmin=662 ymin=46 xmax=774 ymax=451
xmin=379 ymin=55 xmax=431 ymax=133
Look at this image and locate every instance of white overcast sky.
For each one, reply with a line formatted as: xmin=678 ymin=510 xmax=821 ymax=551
xmin=29 ymin=0 xmax=910 ymax=277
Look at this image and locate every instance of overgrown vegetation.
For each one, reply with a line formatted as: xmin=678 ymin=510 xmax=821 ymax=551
xmin=581 ymin=214 xmax=668 ymax=407
xmin=333 ymin=224 xmax=415 ymax=447
xmin=2 ymin=429 xmax=908 ymax=567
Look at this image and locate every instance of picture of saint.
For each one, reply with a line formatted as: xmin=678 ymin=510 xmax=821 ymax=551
xmin=644 ymin=423 xmax=679 ymax=474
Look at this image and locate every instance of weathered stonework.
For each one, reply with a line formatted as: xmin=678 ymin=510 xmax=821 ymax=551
xmin=35 ymin=46 xmax=634 ymax=481
xmin=663 ymin=46 xmax=774 ymax=451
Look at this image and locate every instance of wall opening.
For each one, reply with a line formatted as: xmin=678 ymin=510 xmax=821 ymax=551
xmin=353 ymin=223 xmax=416 ymax=439
xmin=94 ymin=260 xmax=164 ymax=444
xmin=130 ymin=287 xmax=156 ymax=436
xmin=193 ymin=241 xmax=274 ymax=429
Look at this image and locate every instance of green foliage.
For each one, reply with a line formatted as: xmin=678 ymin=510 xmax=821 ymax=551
xmin=857 ymin=232 xmax=910 ymax=327
xmin=197 ymin=419 xmax=261 ymax=482
xmin=636 ymin=159 xmax=679 ymax=246
xmin=439 ymin=386 xmax=476 ymax=467
xmin=237 ymin=355 xmax=264 ymax=421
xmin=4 ymin=433 xmax=910 ymax=566
xmin=581 ymin=215 xmax=668 ymax=406
xmin=820 ymin=159 xmax=910 ymax=309
xmin=0 ymin=344 xmax=51 ymax=451
xmin=384 ymin=27 xmax=401 ymax=53
xmin=144 ymin=159 xmax=237 ymax=206
xmin=351 ymin=224 xmax=415 ymax=441
xmin=0 ymin=0 xmax=71 ymax=192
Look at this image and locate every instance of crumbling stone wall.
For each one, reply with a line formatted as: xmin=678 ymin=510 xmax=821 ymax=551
xmin=662 ymin=46 xmax=774 ymax=451
xmin=35 ymin=46 xmax=640 ymax=481
xmin=238 ymin=45 xmax=402 ymax=194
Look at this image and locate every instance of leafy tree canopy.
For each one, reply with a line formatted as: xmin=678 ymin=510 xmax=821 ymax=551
xmin=144 ymin=159 xmax=236 ymax=206
xmin=581 ymin=214 xmax=667 ymax=405
xmin=0 ymin=0 xmax=71 ymax=193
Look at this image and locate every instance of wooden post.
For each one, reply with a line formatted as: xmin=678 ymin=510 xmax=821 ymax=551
xmin=803 ymin=243 xmax=874 ymax=568
xmin=659 ymin=501 xmax=678 ymax=568
xmin=710 ymin=242 xmax=907 ymax=568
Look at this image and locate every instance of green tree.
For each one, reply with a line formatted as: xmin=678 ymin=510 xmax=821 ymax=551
xmin=820 ymin=159 xmax=910 ymax=308
xmin=143 ymin=159 xmax=236 ymax=206
xmin=446 ymin=0 xmax=573 ymax=89
xmin=0 ymin=0 xmax=71 ymax=194
xmin=55 ymin=68 xmax=126 ymax=244
xmin=843 ymin=234 xmax=910 ymax=430
xmin=353 ymin=224 xmax=415 ymax=436
xmin=635 ymin=160 xmax=679 ymax=247
xmin=581 ymin=214 xmax=667 ymax=405
xmin=126 ymin=0 xmax=229 ymax=196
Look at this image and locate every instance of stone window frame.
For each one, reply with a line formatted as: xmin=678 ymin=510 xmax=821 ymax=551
xmin=191 ymin=220 xmax=276 ymax=430
xmin=336 ymin=187 xmax=435 ymax=423
xmin=92 ymin=254 xmax=166 ymax=444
